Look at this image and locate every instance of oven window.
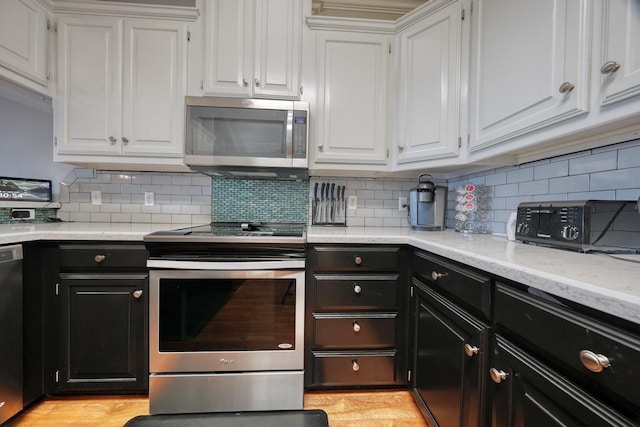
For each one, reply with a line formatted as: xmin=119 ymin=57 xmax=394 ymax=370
xmin=158 ymin=278 xmax=296 ymax=352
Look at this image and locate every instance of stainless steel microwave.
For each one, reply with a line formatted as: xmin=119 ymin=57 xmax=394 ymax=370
xmin=184 ymin=97 xmax=309 ymax=179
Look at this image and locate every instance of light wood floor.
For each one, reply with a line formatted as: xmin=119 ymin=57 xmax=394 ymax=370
xmin=9 ymin=391 xmax=428 ymax=427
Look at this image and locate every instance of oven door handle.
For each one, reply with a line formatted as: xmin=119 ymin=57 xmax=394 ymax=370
xmin=147 ymin=259 xmax=306 ymax=270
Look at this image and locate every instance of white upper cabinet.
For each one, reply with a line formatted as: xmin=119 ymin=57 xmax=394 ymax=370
xmin=599 ymin=0 xmax=640 ymax=106
xmin=55 ymin=14 xmax=189 ymax=168
xmin=203 ymin=0 xmax=302 ymax=98
xmin=468 ymin=0 xmax=590 ymax=152
xmin=0 ymin=0 xmax=50 ymax=93
xmin=313 ymin=31 xmax=392 ymax=168
xmin=394 ymin=0 xmax=463 ymax=166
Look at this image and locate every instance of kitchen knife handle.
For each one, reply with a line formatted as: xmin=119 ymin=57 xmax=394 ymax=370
xmin=330 ymin=183 xmax=335 ymax=200
xmin=314 ymin=182 xmax=318 ymax=201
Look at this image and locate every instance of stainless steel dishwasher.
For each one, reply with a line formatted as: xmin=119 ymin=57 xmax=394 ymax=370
xmin=0 ymin=244 xmax=23 ymax=425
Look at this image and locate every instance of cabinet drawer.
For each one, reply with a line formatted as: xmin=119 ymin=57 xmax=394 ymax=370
xmin=59 ymin=244 xmax=148 ymax=269
xmin=495 ymin=283 xmax=640 ymax=410
xmin=311 ymin=352 xmax=399 ymax=387
xmin=312 ymin=246 xmax=401 ymax=272
xmin=314 ymin=315 xmax=396 ymax=349
xmin=314 ymin=276 xmax=398 ymax=310
xmin=413 ymin=251 xmax=491 ymax=319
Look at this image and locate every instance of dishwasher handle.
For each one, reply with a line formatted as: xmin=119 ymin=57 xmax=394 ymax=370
xmin=0 ymin=244 xmax=23 ymax=263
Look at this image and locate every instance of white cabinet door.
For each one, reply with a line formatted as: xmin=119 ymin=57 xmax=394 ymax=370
xmin=315 ymin=32 xmax=391 ymax=165
xmin=253 ymin=0 xmax=301 ymax=97
xmin=468 ymin=0 xmax=590 ymax=152
xmin=203 ymin=0 xmax=252 ymax=96
xmin=56 ymin=17 xmax=122 ymax=155
xmin=122 ymin=20 xmax=186 ymax=156
xmin=203 ymin=0 xmax=301 ymax=98
xmin=600 ymin=0 xmax=640 ymax=106
xmin=0 ymin=0 xmax=48 ymax=86
xmin=395 ymin=1 xmax=462 ymax=164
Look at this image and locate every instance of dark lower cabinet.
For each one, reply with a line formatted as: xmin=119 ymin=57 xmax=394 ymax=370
xmin=490 ymin=335 xmax=636 ymax=427
xmin=412 ymin=279 xmax=490 ymax=427
xmin=56 ymin=274 xmax=148 ymax=392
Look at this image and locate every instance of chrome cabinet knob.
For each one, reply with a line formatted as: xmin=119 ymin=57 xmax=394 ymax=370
xmin=352 ymin=359 xmax=360 ymax=372
xmin=489 ymin=368 xmax=508 ymax=384
xmin=431 ymin=271 xmax=447 ymax=280
xmin=398 ymin=146 xmax=404 ymax=152
xmin=354 ymin=256 xmax=363 ymax=265
xmin=579 ymin=350 xmax=610 ymax=373
xmin=601 ymin=61 xmax=621 ymax=75
xmin=255 ymin=78 xmax=260 ymax=87
xmin=464 ymin=344 xmax=479 ymax=357
xmin=108 ymin=136 xmax=116 ymax=144
xmin=243 ymin=78 xmax=249 ymax=87
xmin=559 ymin=82 xmax=575 ymax=94
xmin=353 ymin=284 xmax=362 ymax=294
xmin=353 ymin=321 xmax=361 ymax=333
xmin=122 ymin=137 xmax=129 ymax=145
xmin=133 ymin=290 xmax=143 ymax=299
xmin=94 ymin=254 xmax=106 ymax=263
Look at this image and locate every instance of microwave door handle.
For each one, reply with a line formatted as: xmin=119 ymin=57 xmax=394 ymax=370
xmin=286 ymin=110 xmax=293 ymax=159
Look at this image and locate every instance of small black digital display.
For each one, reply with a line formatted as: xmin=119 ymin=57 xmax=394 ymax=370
xmin=0 ymin=176 xmax=52 ymax=202
xmin=294 ymin=117 xmax=306 ymax=124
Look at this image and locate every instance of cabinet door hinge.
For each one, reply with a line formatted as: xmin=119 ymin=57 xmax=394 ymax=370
xmin=410 ymin=285 xmax=414 ymax=298
xmin=55 ymin=370 xmax=60 ymax=383
xmin=388 ymin=43 xmax=391 ymax=54
xmin=47 ymin=19 xmax=51 ymax=30
xmin=299 ymin=85 xmax=304 ymax=96
xmin=55 ymin=282 xmax=59 ymax=295
xmin=407 ymin=370 xmax=412 ymax=382
xmin=187 ymin=31 xmax=191 ymax=41
xmin=461 ymin=8 xmax=465 ymax=20
xmin=458 ymin=136 xmax=462 ymax=148
xmin=386 ymin=148 xmax=389 ymax=158
xmin=471 ymin=1 xmax=474 ymax=14
xmin=54 ymin=137 xmax=57 ymax=147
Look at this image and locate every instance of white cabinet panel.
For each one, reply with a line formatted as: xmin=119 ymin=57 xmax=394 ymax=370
xmin=395 ymin=1 xmax=462 ymax=164
xmin=468 ymin=0 xmax=590 ymax=152
xmin=56 ymin=17 xmax=121 ymax=155
xmin=203 ymin=0 xmax=301 ymax=98
xmin=203 ymin=0 xmax=250 ymax=96
xmin=315 ymin=32 xmax=390 ymax=166
xmin=600 ymin=0 xmax=640 ymax=106
xmin=56 ymin=15 xmax=187 ymax=163
xmin=123 ymin=20 xmax=186 ymax=156
xmin=0 ymin=0 xmax=48 ymax=89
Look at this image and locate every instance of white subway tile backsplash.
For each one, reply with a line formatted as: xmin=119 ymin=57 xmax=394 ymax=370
xmin=568 ymin=191 xmax=616 ymax=200
xmin=507 ymin=167 xmax=534 ymax=183
xmin=494 ymin=183 xmax=519 ymax=197
xmin=549 ymin=175 xmax=590 ymax=193
xmin=533 ymin=161 xmax=568 ymax=180
xmin=518 ymin=180 xmax=549 ymax=195
xmin=590 ymin=167 xmax=640 ymax=190
xmin=617 ymin=145 xmax=640 ymax=168
xmin=485 ymin=172 xmax=507 ymax=186
xmin=569 ymin=150 xmax=617 ymax=175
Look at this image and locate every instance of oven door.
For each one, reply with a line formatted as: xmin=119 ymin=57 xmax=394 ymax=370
xmin=149 ymin=267 xmax=305 ymax=374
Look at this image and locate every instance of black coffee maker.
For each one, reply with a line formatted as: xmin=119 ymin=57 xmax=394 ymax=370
xmin=407 ymin=174 xmax=447 ymax=231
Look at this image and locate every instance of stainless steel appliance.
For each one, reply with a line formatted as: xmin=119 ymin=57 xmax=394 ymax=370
xmin=407 ymin=174 xmax=447 ymax=231
xmin=144 ymin=223 xmax=306 ymax=414
xmin=185 ymin=97 xmax=309 ymax=180
xmin=515 ymin=200 xmax=640 ymax=252
xmin=0 ymin=244 xmax=23 ymax=425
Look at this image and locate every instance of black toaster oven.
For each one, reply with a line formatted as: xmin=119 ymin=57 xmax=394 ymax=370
xmin=515 ymin=200 xmax=640 ymax=253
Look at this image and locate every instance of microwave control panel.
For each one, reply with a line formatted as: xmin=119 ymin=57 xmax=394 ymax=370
xmin=292 ymin=112 xmax=307 ymax=158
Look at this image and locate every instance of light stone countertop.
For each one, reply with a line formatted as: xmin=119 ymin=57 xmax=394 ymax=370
xmin=307 ymin=226 xmax=640 ymax=326
xmin=1 ymin=222 xmax=639 ymax=326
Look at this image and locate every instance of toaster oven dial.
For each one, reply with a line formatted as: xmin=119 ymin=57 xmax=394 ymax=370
xmin=561 ymin=225 xmax=580 ymax=241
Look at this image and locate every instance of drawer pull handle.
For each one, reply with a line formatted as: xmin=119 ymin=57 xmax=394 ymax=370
xmin=354 ymin=256 xmax=363 ymax=265
xmin=94 ymin=254 xmax=106 ymax=263
xmin=600 ymin=61 xmax=621 ymax=75
xmin=464 ymin=344 xmax=479 ymax=357
xmin=558 ymin=81 xmax=575 ymax=94
xmin=353 ymin=321 xmax=361 ymax=333
xmin=353 ymin=284 xmax=362 ymax=294
xmin=431 ymin=271 xmax=448 ymax=280
xmin=579 ymin=350 xmax=610 ymax=373
xmin=489 ymin=368 xmax=508 ymax=384
xmin=133 ymin=290 xmax=143 ymax=299
xmin=352 ymin=359 xmax=360 ymax=372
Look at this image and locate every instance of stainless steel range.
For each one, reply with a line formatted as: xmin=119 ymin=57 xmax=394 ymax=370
xmin=144 ymin=222 xmax=306 ymax=414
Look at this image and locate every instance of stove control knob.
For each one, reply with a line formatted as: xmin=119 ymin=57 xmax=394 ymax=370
xmin=562 ymin=225 xmax=580 ymax=240
xmin=516 ymin=222 xmax=529 ymax=234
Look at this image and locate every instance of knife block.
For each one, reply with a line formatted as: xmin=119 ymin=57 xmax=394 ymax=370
xmin=311 ymin=199 xmax=347 ymax=226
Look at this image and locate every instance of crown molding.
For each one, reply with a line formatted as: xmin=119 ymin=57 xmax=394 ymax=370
xmin=306 ymin=15 xmax=395 ymax=34
xmin=50 ymin=0 xmax=199 ymax=21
